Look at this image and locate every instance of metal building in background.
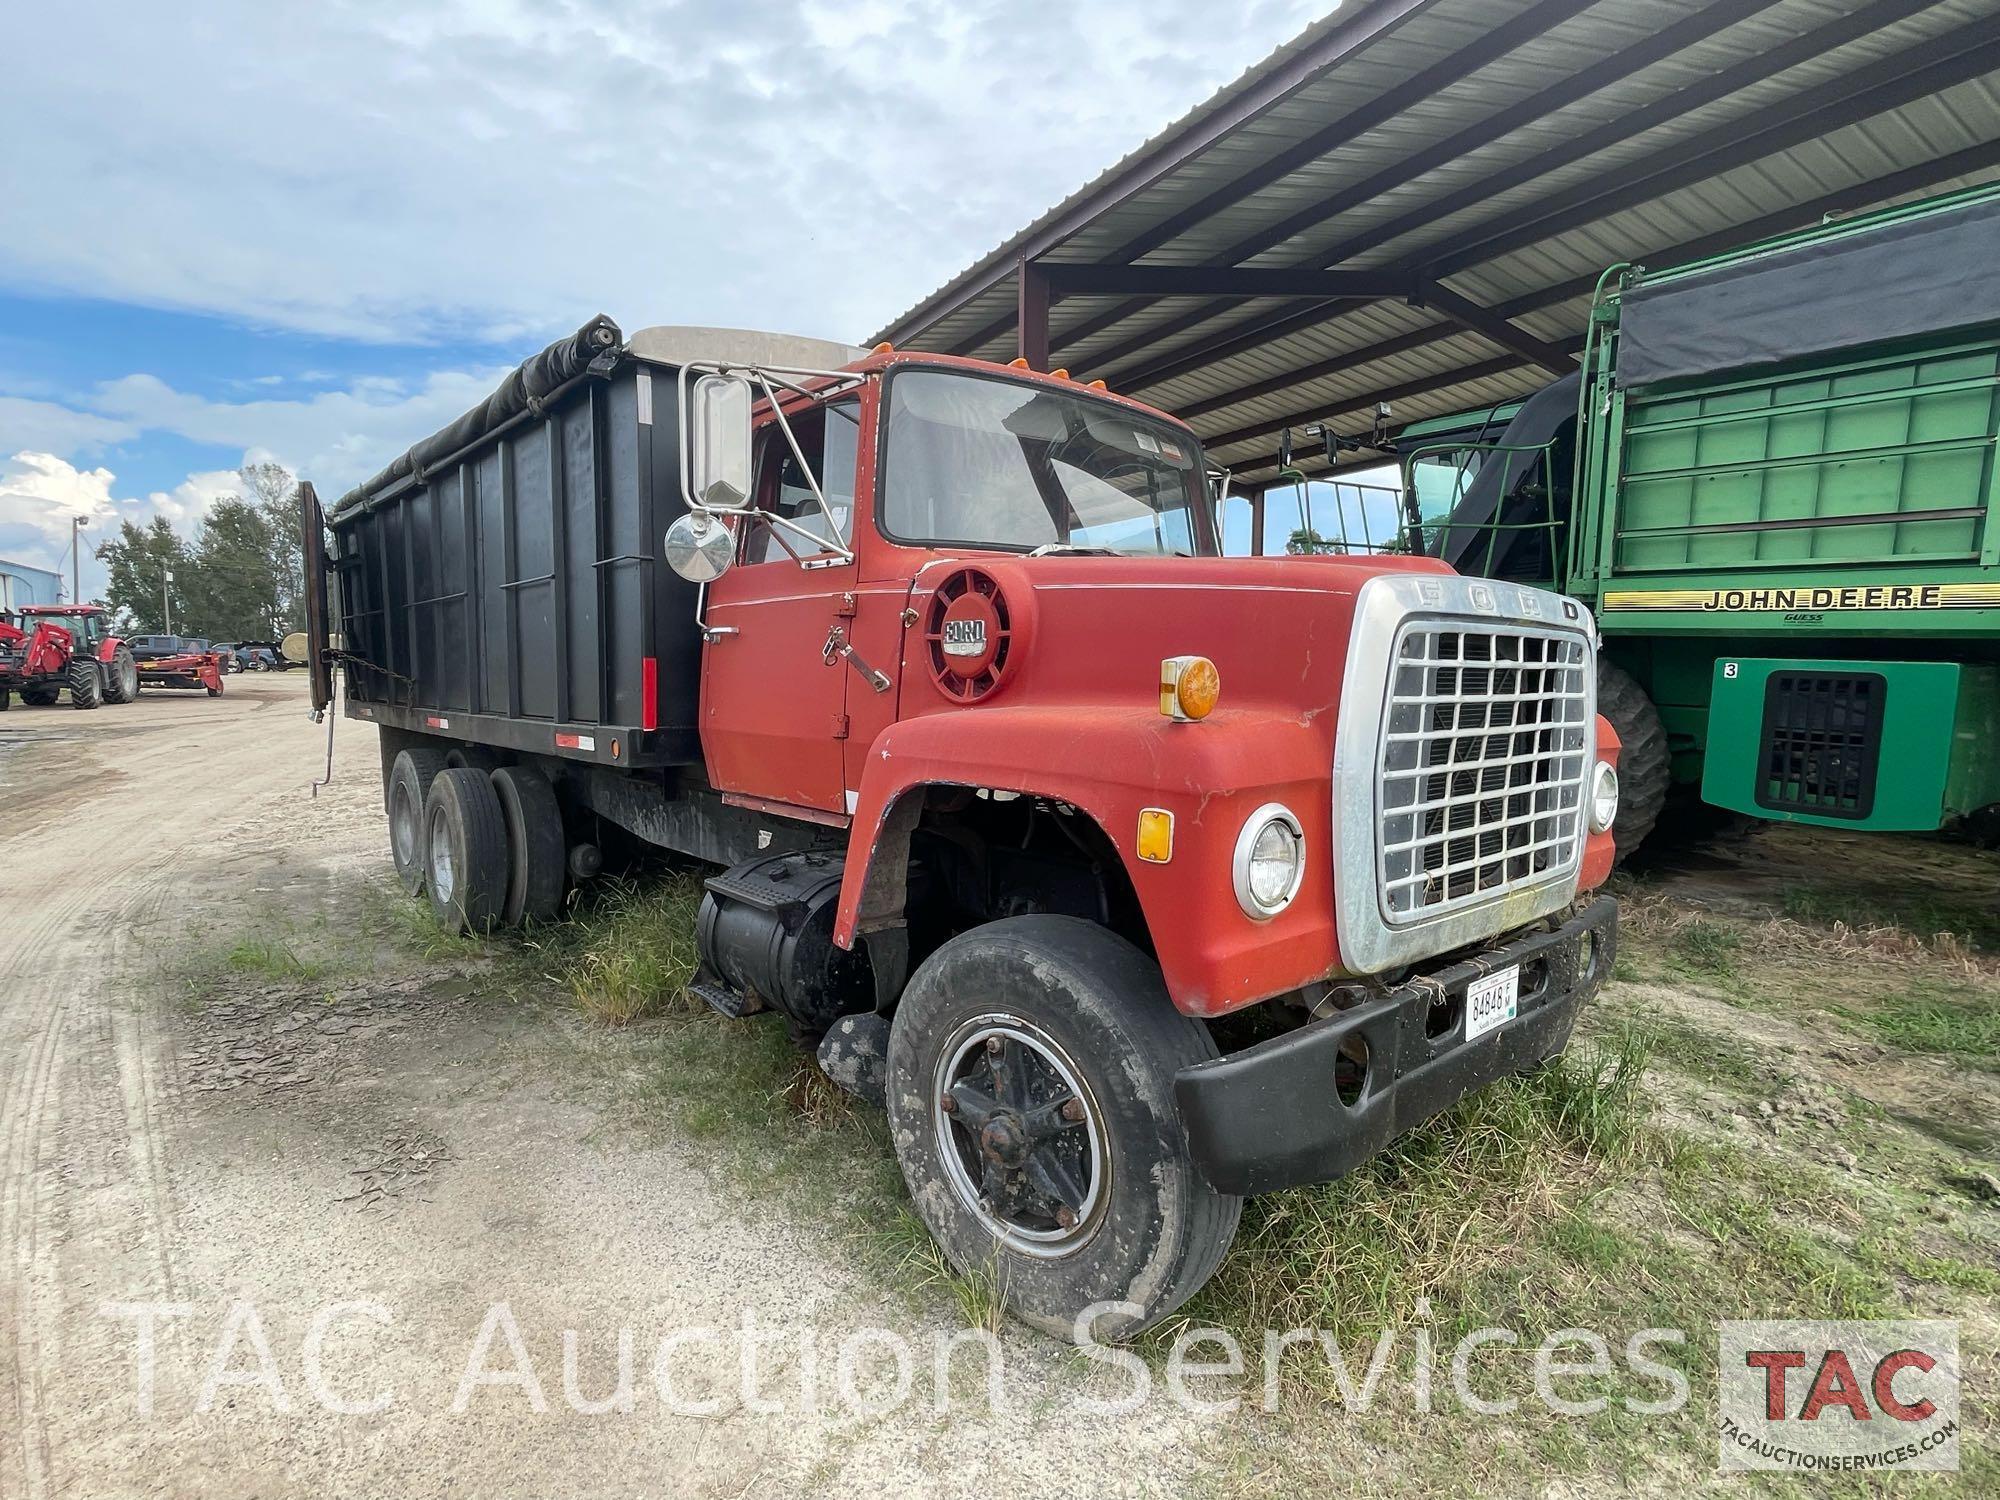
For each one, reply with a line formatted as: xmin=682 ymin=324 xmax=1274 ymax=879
xmin=0 ymin=557 xmax=63 ymax=609
xmin=873 ymin=0 xmax=2000 ymax=539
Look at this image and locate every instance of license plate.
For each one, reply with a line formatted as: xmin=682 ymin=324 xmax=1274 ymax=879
xmin=1465 ymin=965 xmax=1520 ymax=1042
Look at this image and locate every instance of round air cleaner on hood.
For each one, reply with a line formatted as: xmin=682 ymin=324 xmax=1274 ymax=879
xmin=925 ymin=566 xmax=1014 ymax=702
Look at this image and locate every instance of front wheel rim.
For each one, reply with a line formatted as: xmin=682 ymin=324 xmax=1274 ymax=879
xmin=932 ymin=1015 xmax=1108 ymax=1258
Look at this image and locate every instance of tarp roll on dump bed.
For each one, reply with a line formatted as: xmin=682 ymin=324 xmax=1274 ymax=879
xmin=333 ymin=315 xmax=623 ymax=520
xmin=1617 ymin=193 xmax=2000 ymax=389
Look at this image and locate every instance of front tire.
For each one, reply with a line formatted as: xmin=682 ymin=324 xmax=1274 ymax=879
xmin=387 ymin=747 xmax=448 ymax=894
xmin=424 ymin=768 xmax=509 ymax=935
xmin=885 ymin=916 xmax=1241 ymax=1342
xmin=102 ymin=646 xmax=139 ymax=704
xmin=1597 ymin=658 xmax=1669 ymax=861
xmin=68 ymin=657 xmax=102 ymax=709
xmin=21 ymin=685 xmax=59 ymax=707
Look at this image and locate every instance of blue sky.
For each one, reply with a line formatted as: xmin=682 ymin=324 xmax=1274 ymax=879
xmin=1 ymin=0 xmax=1327 ymax=600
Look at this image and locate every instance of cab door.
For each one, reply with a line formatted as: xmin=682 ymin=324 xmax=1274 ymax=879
xmin=699 ymin=399 xmax=864 ymax=817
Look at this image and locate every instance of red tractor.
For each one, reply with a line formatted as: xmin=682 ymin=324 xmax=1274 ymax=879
xmin=0 ymin=605 xmax=140 ymax=710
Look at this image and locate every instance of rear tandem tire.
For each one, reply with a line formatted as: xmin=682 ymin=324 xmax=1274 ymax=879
xmin=884 ymin=915 xmax=1242 ymax=1343
xmin=490 ymin=765 xmax=567 ymax=926
xmin=444 ymin=745 xmax=501 ymax=775
xmin=68 ymin=657 xmax=102 ymax=709
xmin=387 ymin=747 xmax=449 ymax=894
xmin=102 ymin=645 xmax=139 ymax=704
xmin=424 ymin=768 xmax=510 ymax=935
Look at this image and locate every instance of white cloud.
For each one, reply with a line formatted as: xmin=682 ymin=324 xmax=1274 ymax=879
xmin=0 ymin=0 xmax=1328 ymax=345
xmin=84 ymin=365 xmax=514 ymax=491
xmin=2 ymin=452 xmax=263 ymax=600
xmin=0 ymin=452 xmax=124 ymax=588
xmin=0 ymin=360 xmax=514 ymax=499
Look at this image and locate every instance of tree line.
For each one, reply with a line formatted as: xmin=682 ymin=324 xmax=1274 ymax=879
xmin=94 ymin=462 xmax=307 ymax=641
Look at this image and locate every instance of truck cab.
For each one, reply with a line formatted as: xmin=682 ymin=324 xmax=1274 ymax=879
xmin=316 ymin=321 xmax=1622 ymax=1340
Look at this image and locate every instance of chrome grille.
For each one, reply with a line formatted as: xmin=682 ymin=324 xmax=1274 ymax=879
xmin=1377 ymin=622 xmax=1590 ymax=924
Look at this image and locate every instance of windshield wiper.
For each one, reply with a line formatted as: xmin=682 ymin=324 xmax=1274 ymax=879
xmin=1028 ymin=542 xmax=1119 ymax=557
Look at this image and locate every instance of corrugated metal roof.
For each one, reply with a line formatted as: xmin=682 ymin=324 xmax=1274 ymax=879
xmin=874 ymin=0 xmax=2000 ymax=486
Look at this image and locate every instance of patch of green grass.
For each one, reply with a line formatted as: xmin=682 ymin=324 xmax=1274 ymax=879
xmin=1668 ymin=917 xmax=1741 ymax=981
xmin=1782 ymin=882 xmax=2000 ymax=952
xmin=1836 ymin=983 xmax=2000 ymax=1063
xmin=349 ymin=880 xmax=488 ymax=963
xmin=1644 ymin=1014 xmax=1767 ymax=1097
xmin=223 ymin=937 xmax=333 ymax=983
xmin=879 ymin=1207 xmax=1005 ymax=1334
xmin=1546 ymin=1206 xmax=1636 ymax=1274
xmin=524 ymin=874 xmax=702 ymax=1025
xmin=1166 ymin=1025 xmax=1655 ymax=1352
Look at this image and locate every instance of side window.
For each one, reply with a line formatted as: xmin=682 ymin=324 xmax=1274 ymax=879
xmin=744 ymin=400 xmax=860 ymax=565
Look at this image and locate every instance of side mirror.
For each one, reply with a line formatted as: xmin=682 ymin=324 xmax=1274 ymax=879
xmin=688 ymin=373 xmax=754 ymax=511
xmin=664 ymin=512 xmax=736 ymax=583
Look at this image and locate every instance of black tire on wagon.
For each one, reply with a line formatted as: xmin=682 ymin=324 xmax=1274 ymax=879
xmin=386 ymin=747 xmax=449 ymax=894
xmin=884 ymin=914 xmax=1242 ymax=1343
xmin=423 ymin=768 xmax=510 ymax=935
xmin=489 ymin=765 xmax=567 ymax=926
xmin=1597 ymin=657 xmax=1670 ymax=862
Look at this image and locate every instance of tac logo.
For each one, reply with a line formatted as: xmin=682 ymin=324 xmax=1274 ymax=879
xmin=1719 ymin=1320 xmax=1959 ymax=1472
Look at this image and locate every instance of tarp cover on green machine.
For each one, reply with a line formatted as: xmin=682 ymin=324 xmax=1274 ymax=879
xmin=1617 ymin=192 xmax=2000 ymax=389
xmin=331 ymin=314 xmax=622 ymax=521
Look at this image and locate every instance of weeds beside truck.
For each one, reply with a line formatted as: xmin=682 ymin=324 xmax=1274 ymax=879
xmin=303 ymin=319 xmax=1620 ymax=1337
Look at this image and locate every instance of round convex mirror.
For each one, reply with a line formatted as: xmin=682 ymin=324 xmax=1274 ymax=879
xmin=664 ymin=513 xmax=736 ymax=583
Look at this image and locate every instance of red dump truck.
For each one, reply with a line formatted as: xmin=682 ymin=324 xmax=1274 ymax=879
xmin=303 ymin=318 xmax=1622 ymax=1338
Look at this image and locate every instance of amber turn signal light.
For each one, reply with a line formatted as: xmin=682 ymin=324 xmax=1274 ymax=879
xmin=1159 ymin=655 xmax=1220 ymax=721
xmin=1137 ymin=808 xmax=1174 ymax=863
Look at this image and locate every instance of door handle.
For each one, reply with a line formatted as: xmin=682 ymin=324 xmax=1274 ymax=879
xmin=822 ymin=626 xmax=891 ymax=693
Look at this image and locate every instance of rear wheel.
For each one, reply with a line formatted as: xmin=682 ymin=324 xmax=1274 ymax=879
xmin=490 ymin=766 xmax=567 ymax=925
xmin=387 ymin=748 xmax=448 ymax=894
xmin=102 ymin=646 xmax=139 ymax=704
xmin=0 ymin=688 xmax=9 ymax=711
xmin=885 ymin=916 xmax=1241 ymax=1342
xmin=425 ymin=768 xmax=509 ymax=935
xmin=68 ymin=657 xmax=102 ymax=709
xmin=1597 ymin=658 xmax=1669 ymax=861
xmin=444 ymin=745 xmax=500 ymax=774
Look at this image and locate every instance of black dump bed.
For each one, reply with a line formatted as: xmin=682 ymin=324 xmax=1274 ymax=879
xmin=322 ymin=317 xmax=862 ymax=769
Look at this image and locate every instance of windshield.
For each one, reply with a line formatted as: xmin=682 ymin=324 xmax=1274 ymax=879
xmin=882 ymin=370 xmax=1212 ymax=555
xmin=1409 ymin=449 xmax=1486 ymax=529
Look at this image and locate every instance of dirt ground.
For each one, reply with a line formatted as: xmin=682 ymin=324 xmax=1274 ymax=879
xmin=2 ymin=675 xmax=1993 ymax=1498
xmin=0 ymin=675 xmax=1250 ymax=1500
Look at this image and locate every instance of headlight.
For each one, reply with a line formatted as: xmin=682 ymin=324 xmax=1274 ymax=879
xmin=1233 ymin=803 xmax=1305 ymax=920
xmin=1589 ymin=761 xmax=1620 ymax=835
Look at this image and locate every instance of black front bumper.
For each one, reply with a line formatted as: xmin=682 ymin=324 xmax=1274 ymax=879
xmin=1176 ymin=896 xmax=1617 ymax=1196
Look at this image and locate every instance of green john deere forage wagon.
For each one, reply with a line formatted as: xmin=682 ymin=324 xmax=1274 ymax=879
xmin=1397 ymin=182 xmax=2000 ymax=855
